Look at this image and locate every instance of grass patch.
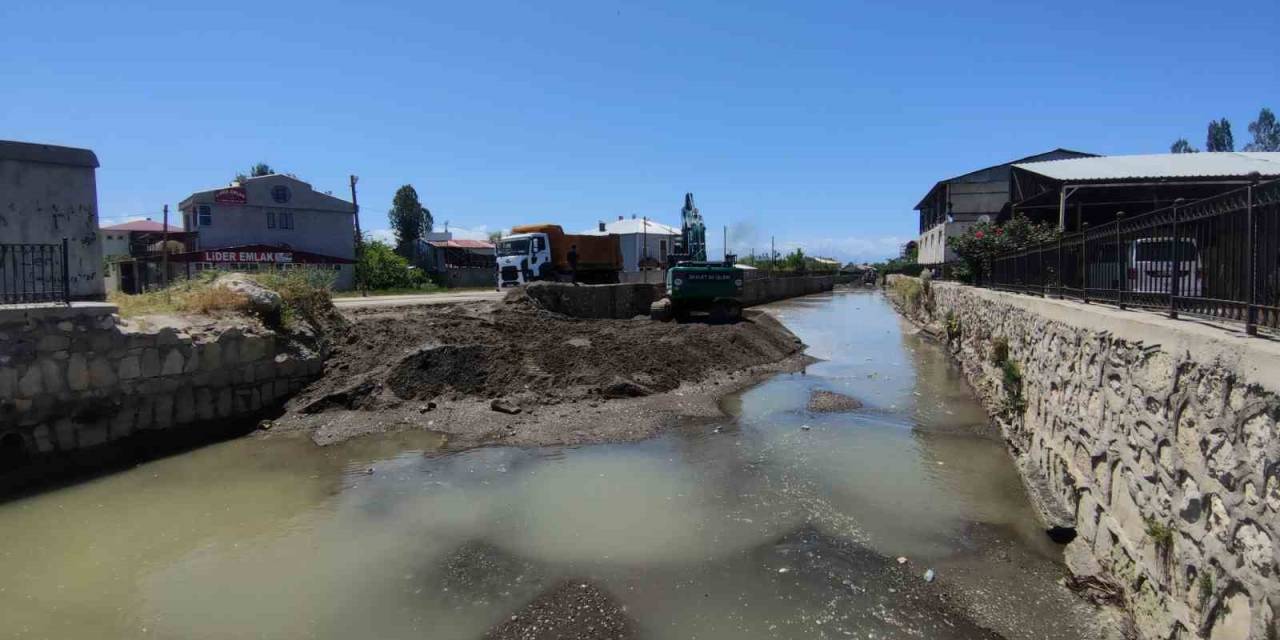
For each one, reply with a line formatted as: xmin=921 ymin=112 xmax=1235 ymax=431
xmin=890 ymin=277 xmax=924 ymax=311
xmin=1000 ymin=359 xmax=1027 ymax=414
xmin=331 ymin=283 xmax=450 ymax=298
xmin=1146 ymin=518 xmax=1174 ymax=550
xmin=1198 ymin=571 xmax=1213 ymax=603
xmin=945 ymin=311 xmax=961 ymax=341
xmin=109 ymin=269 xmax=335 ymax=328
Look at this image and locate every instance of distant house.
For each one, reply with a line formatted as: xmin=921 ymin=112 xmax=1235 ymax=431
xmin=582 ymin=216 xmax=681 ymax=272
xmin=175 ymin=174 xmax=356 ymax=289
xmin=413 ymin=232 xmax=496 ymax=288
xmin=98 ymin=219 xmax=189 ymax=293
xmin=913 ymin=148 xmax=1096 ymax=265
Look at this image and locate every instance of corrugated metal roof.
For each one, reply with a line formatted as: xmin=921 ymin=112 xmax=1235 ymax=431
xmin=427 ymin=239 xmax=493 ymax=249
xmin=1014 ymin=152 xmax=1280 ymax=182
xmin=581 ymin=218 xmax=681 ymax=236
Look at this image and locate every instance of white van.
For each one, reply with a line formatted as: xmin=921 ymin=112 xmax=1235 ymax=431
xmin=1127 ymin=237 xmax=1202 ymax=297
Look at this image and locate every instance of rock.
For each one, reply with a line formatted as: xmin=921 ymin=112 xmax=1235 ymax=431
xmin=923 ymin=568 xmax=936 ymax=582
xmin=897 ymin=556 xmax=908 ymax=564
xmin=806 ymin=389 xmax=863 ymax=413
xmin=213 ymin=273 xmax=283 ymax=325
xmin=491 ymin=398 xmax=522 ymax=414
xmin=649 ymin=297 xmax=673 ymax=322
xmin=257 ymin=419 xmax=273 ymax=430
xmin=600 ymin=377 xmax=652 ymax=399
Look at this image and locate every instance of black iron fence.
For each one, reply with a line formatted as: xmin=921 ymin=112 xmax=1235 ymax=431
xmin=987 ymin=179 xmax=1280 ymax=336
xmin=0 ymin=240 xmax=71 ymax=305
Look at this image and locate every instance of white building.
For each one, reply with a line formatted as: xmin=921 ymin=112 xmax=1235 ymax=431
xmin=583 ymin=216 xmax=680 ymax=273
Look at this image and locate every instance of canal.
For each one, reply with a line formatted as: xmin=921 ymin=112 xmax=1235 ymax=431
xmin=0 ymin=289 xmax=1105 ymax=639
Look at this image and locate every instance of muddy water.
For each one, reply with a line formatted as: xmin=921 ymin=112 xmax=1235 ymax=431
xmin=0 ymin=289 xmax=1100 ymax=639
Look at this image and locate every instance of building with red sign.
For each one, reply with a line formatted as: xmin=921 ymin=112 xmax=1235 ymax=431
xmin=178 ymin=174 xmax=357 ymax=289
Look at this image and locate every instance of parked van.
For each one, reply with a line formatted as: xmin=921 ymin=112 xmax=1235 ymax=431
xmin=1085 ymin=237 xmax=1202 ymax=297
xmin=1128 ymin=237 xmax=1202 ymax=296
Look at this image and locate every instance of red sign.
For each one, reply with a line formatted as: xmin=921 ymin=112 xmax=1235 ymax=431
xmin=201 ymin=250 xmax=294 ymax=264
xmin=214 ymin=186 xmax=247 ymax=205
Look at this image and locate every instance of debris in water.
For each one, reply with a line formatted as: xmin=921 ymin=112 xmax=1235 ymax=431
xmin=778 ymin=567 xmax=790 ymax=573
xmin=924 ymin=569 xmax=936 ymax=582
xmin=800 ymin=424 xmax=811 ymax=431
xmin=896 ymin=556 xmax=907 ymax=564
xmin=365 ymin=467 xmax=375 ymax=475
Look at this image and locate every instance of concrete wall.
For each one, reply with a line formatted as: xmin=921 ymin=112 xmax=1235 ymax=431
xmin=0 ymin=305 xmax=323 ymax=462
xmin=0 ymin=141 xmax=105 ymax=300
xmin=518 ymin=275 xmax=835 ymax=319
xmin=436 ymin=266 xmax=493 ymax=289
xmin=887 ymin=276 xmax=1279 ymax=640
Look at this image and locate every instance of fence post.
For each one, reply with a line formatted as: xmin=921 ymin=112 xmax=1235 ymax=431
xmin=1168 ymin=199 xmax=1182 ymax=319
xmin=1115 ymin=212 xmax=1125 ymax=310
xmin=1246 ymin=182 xmax=1257 ymax=336
xmin=61 ymin=238 xmax=70 ymax=304
xmin=1081 ymin=223 xmax=1090 ymax=304
xmin=1056 ymin=234 xmax=1063 ymax=299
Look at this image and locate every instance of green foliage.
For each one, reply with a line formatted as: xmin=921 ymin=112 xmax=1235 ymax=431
xmin=1145 ymin=518 xmax=1174 ymax=549
xmin=388 ymin=184 xmax=433 ymax=256
xmin=235 ymin=162 xmax=275 ymax=182
xmin=890 ymin=277 xmax=923 ymax=310
xmin=251 ymin=268 xmax=335 ymax=328
xmin=1170 ymin=138 xmax=1198 ymax=154
xmin=872 ymin=256 xmax=924 ymax=277
xmin=945 ymin=311 xmax=961 ymax=341
xmin=1245 ymin=107 xmax=1280 ymax=152
xmin=990 ymin=336 xmax=1010 ymax=366
xmin=1000 ymin=359 xmax=1026 ymax=414
xmin=1198 ymin=571 xmax=1213 ymax=603
xmin=1206 ymin=118 xmax=1234 ymax=152
xmin=950 ymin=215 xmax=1059 ymax=283
xmin=357 ymin=239 xmax=427 ymax=290
xmin=782 ymin=247 xmax=807 ymax=271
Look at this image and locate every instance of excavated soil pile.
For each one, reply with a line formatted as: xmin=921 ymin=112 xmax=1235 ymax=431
xmin=287 ymin=297 xmax=803 ymax=417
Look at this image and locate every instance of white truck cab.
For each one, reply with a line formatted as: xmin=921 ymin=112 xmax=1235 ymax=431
xmin=496 ymin=232 xmax=552 ymax=288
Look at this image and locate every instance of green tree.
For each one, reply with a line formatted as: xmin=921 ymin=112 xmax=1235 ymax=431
xmin=1206 ymin=118 xmax=1234 ymax=152
xmin=782 ymin=247 xmax=807 ymax=271
xmin=1170 ymin=138 xmax=1198 ymax=153
xmin=1245 ymin=107 xmax=1280 ymax=152
xmin=235 ymin=162 xmax=275 ymax=182
xmin=355 ymin=239 xmax=424 ymax=290
xmin=388 ymin=184 xmax=433 ymax=257
xmin=950 ymin=215 xmax=1060 ymax=283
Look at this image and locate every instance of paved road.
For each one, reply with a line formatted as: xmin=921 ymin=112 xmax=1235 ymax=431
xmin=332 ymin=289 xmax=503 ymax=309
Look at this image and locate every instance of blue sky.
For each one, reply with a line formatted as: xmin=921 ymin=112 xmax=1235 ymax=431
xmin=3 ymin=0 xmax=1276 ymax=261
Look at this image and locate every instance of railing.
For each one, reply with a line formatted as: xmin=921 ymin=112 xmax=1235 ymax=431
xmin=986 ymin=179 xmax=1279 ymax=336
xmin=0 ymin=240 xmax=71 ymax=305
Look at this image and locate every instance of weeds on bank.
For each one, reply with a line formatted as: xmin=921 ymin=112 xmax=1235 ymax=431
xmin=945 ymin=311 xmax=961 ymax=342
xmin=109 ymin=271 xmax=247 ymax=317
xmin=1000 ymin=359 xmax=1027 ymax=414
xmin=1145 ymin=518 xmax=1175 ymax=550
xmin=109 ymin=269 xmax=335 ymax=327
xmin=1198 ymin=571 xmax=1214 ymax=604
xmin=990 ymin=336 xmax=1010 ymax=366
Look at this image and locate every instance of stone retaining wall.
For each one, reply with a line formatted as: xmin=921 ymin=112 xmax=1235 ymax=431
xmin=886 ymin=275 xmax=1279 ymax=640
xmin=0 ymin=304 xmax=322 ymax=460
xmin=518 ymin=276 xmax=836 ymax=320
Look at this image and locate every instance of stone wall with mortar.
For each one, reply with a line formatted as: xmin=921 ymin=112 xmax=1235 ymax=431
xmin=517 ymin=276 xmax=836 ymax=320
xmin=886 ymin=275 xmax=1280 ymax=640
xmin=0 ymin=304 xmax=322 ymax=459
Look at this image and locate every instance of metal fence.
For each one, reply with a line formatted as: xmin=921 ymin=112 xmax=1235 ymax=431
xmin=987 ymin=179 xmax=1280 ymax=336
xmin=0 ymin=240 xmax=71 ymax=305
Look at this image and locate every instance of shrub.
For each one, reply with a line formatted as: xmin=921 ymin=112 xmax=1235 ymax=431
xmin=990 ymin=336 xmax=1009 ymax=366
xmin=1146 ymin=518 xmax=1174 ymax=550
xmin=945 ymin=311 xmax=961 ymax=341
xmin=1198 ymin=571 xmax=1213 ymax=603
xmin=357 ymin=239 xmax=428 ymax=290
xmin=252 ymin=269 xmax=335 ymax=327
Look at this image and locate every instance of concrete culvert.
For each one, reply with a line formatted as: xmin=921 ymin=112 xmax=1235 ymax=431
xmin=0 ymin=432 xmax=30 ymax=468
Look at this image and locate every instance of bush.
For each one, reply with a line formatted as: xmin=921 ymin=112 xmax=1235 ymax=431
xmin=252 ymin=268 xmax=335 ymax=326
xmin=945 ymin=311 xmax=961 ymax=341
xmin=990 ymin=336 xmax=1009 ymax=366
xmin=950 ymin=215 xmax=1060 ymax=282
xmin=357 ymin=239 xmax=428 ymax=290
xmin=1000 ymin=359 xmax=1027 ymax=414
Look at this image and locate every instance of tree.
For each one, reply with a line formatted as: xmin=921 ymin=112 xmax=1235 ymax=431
xmin=388 ymin=184 xmax=433 ymax=258
xmin=782 ymin=247 xmax=807 ymax=271
xmin=1206 ymin=118 xmax=1234 ymax=152
xmin=1245 ymin=107 xmax=1280 ymax=152
xmin=950 ymin=215 xmax=1060 ymax=283
xmin=355 ymin=239 xmax=425 ymax=290
xmin=1170 ymin=138 xmax=1198 ymax=154
xmin=487 ymin=230 xmax=504 ymax=244
xmin=235 ymin=162 xmax=275 ymax=182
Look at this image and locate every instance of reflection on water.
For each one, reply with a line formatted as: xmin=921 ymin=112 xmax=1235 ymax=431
xmin=0 ymin=290 xmax=1095 ymax=639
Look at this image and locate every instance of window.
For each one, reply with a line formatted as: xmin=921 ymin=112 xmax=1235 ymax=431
xmin=271 ymin=185 xmax=291 ymax=203
xmin=197 ymin=205 xmax=212 ymax=226
xmin=280 ymin=211 xmax=294 ymax=229
xmin=266 ymin=211 xmax=276 ymax=228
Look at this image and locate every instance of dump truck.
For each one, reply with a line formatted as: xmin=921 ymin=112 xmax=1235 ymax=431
xmin=496 ymin=224 xmax=622 ymax=288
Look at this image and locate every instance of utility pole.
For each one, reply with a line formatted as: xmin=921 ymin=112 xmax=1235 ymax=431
xmin=161 ymin=204 xmax=170 ymax=297
xmin=350 ymin=175 xmax=365 ymax=295
xmin=723 ymin=225 xmax=727 ymax=261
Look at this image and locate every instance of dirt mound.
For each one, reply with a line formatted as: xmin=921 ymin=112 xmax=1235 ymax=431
xmin=484 ymin=581 xmax=636 ymax=640
xmin=807 ymin=390 xmax=863 ymax=412
xmin=286 ymin=298 xmax=803 ymax=416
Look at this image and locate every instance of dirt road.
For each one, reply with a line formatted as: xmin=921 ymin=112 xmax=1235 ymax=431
xmin=331 ymin=289 xmax=502 ymax=309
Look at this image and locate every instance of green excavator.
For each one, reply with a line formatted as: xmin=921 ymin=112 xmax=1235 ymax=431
xmin=652 ymin=193 xmax=744 ymax=322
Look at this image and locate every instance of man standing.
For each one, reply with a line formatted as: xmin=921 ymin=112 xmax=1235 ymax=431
xmin=567 ymin=244 xmax=580 ymax=283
